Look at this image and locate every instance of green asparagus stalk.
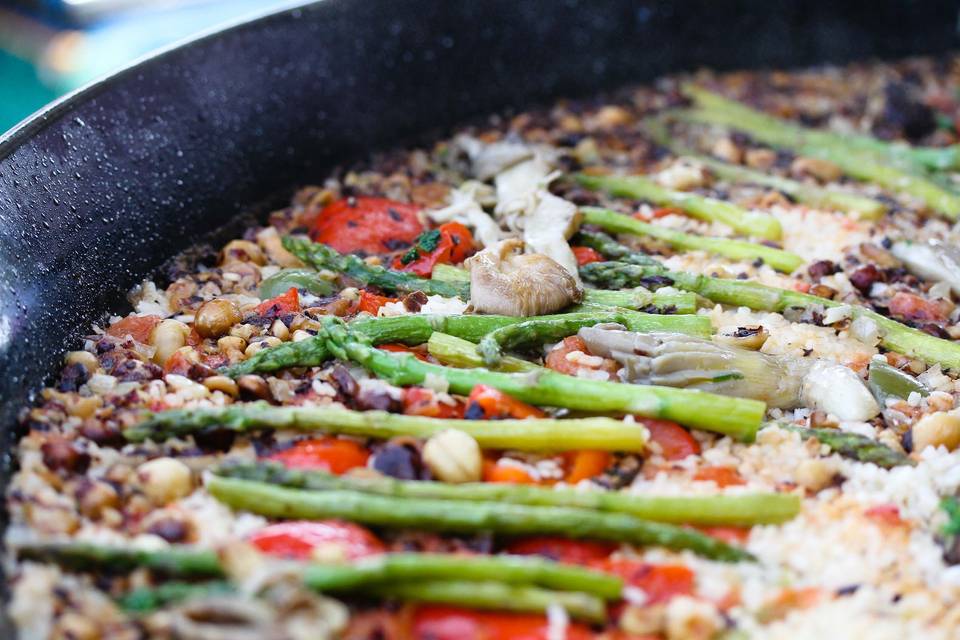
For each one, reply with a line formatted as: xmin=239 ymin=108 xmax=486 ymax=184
xmin=283 ymin=236 xmax=469 ymax=298
xmin=431 ymin=262 xmax=697 ymax=313
xmin=575 ymin=173 xmax=783 ymax=241
xmin=573 ymin=230 xmax=663 ymax=266
xmin=581 ymin=207 xmax=803 ymax=272
xmin=780 ymin=424 xmax=914 ymax=469
xmin=431 ymin=263 xmax=471 ymax=283
xmin=219 ymin=461 xmax=801 ymax=526
xmin=428 ymin=332 xmax=540 ymax=372
xmin=317 ymin=317 xmax=766 ymax=440
xmin=125 ymin=403 xmax=648 ymax=452
xmin=583 ymin=288 xmax=697 ymax=314
xmin=222 ymin=309 xmax=707 ymax=377
xmin=683 ymin=84 xmax=960 ymax=172
xmin=476 ymin=310 xmax=711 ymax=366
xmin=15 ymin=542 xmax=223 ymax=578
xmin=641 ymin=118 xmax=888 ymax=220
xmin=680 ymin=86 xmax=960 ymax=219
xmin=580 ymin=261 xmax=960 ymax=371
xmin=119 ymin=582 xmax=235 ymax=613
xmin=367 ymin=580 xmax=607 ymax=622
xmin=206 ymin=475 xmax=753 ymax=562
xmin=690 ymin=155 xmax=885 ymax=221
xmin=302 ymin=552 xmax=622 ymax=599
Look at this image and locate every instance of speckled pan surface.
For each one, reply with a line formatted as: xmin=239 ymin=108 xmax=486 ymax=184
xmin=1 ymin=0 xmax=959 ymax=636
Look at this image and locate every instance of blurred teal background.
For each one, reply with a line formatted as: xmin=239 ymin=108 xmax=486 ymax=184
xmin=0 ymin=0 xmax=293 ymax=135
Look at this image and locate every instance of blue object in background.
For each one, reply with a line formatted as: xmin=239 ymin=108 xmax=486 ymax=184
xmin=0 ymin=0 xmax=294 ymax=134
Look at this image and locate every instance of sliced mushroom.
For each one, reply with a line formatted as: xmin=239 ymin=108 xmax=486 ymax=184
xmin=522 ymin=191 xmax=583 ymax=281
xmin=891 ymin=240 xmax=960 ymax=296
xmin=455 ymin=134 xmax=535 ymax=181
xmin=427 ymin=181 xmax=504 ymax=248
xmin=579 ymin=325 xmax=879 ymax=421
xmin=466 ymin=239 xmax=583 ymax=316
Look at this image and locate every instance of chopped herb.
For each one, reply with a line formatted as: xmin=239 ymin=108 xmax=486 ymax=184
xmin=942 ymin=496 xmax=960 ymax=537
xmin=400 ymin=228 xmax=442 ymax=264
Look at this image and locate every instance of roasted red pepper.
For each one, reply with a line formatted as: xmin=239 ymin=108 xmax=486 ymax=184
xmin=256 ymin=287 xmax=300 ymax=316
xmin=392 ymin=222 xmax=476 ymax=276
xmin=564 ymin=450 xmax=612 ymax=483
xmin=379 ymin=343 xmax=432 ymax=362
xmin=590 ymin=560 xmax=695 ymax=605
xmin=409 ymin=605 xmax=593 ymax=640
xmin=267 ymin=437 xmax=370 ymax=474
xmin=106 ymin=315 xmax=161 ymax=344
xmin=249 ymin=520 xmax=385 ymax=560
xmin=466 ymin=385 xmax=545 ymax=420
xmin=357 ymin=290 xmax=398 ymax=315
xmin=403 ymin=387 xmax=465 ymax=417
xmin=310 ymin=197 xmax=425 ymax=255
xmin=571 ymin=245 xmax=604 ymax=266
xmin=641 ymin=418 xmax=701 ymax=460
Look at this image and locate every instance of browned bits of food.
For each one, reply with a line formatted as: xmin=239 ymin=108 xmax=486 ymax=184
xmin=220 ymin=239 xmax=266 ymax=265
xmin=849 ymin=264 xmax=884 ymax=294
xmin=194 ymin=298 xmax=242 ymax=338
xmin=73 ymin=478 xmax=120 ymax=519
xmin=807 ymin=260 xmax=839 ymax=280
xmin=41 ymin=437 xmax=91 ymax=474
xmin=790 ymin=156 xmax=843 ymax=182
xmin=237 ymin=374 xmax=272 ymax=400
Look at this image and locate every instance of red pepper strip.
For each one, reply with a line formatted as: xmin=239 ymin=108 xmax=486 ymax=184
xmin=402 ymin=387 xmax=465 ymax=418
xmin=564 ymin=450 xmax=612 ymax=484
xmin=589 ymin=560 xmax=695 ymax=605
xmin=409 ymin=605 xmax=593 ymax=640
xmin=249 ymin=520 xmax=385 ymax=560
xmin=106 ymin=315 xmax=161 ymax=344
xmin=466 ymin=385 xmax=546 ymax=420
xmin=310 ymin=197 xmax=425 ymax=255
xmin=358 ymin=290 xmax=398 ymax=315
xmin=571 ymin=245 xmax=604 ymax=266
xmin=256 ymin=287 xmax=300 ymax=316
xmin=641 ymin=418 xmax=701 ymax=460
xmin=692 ymin=466 xmax=745 ymax=488
xmin=266 ymin=437 xmax=370 ymax=474
xmin=393 ymin=222 xmax=476 ymax=277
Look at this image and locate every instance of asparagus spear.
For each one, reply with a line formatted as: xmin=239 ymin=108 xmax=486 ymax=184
xmin=206 ymin=475 xmax=753 ymax=562
xmin=581 ymin=207 xmax=803 ymax=272
xmin=780 ymin=424 xmax=914 ymax=469
xmin=680 ymin=86 xmax=960 ymax=220
xmin=573 ymin=230 xmax=663 ymax=266
xmin=428 ymin=332 xmax=540 ymax=372
xmin=222 ymin=310 xmax=707 ymax=377
xmin=283 ymin=236 xmax=470 ymax=298
xmin=302 ymin=552 xmax=622 ymax=599
xmin=15 ymin=542 xmax=223 ymax=578
xmin=574 ymin=173 xmax=783 ymax=241
xmin=125 ymin=403 xmax=648 ymax=452
xmin=476 ymin=310 xmax=711 ymax=366
xmin=368 ymin=580 xmax=607 ymax=622
xmin=317 ymin=317 xmax=766 ymax=440
xmin=641 ymin=118 xmax=888 ymax=220
xmin=580 ymin=261 xmax=960 ymax=371
xmin=683 ymin=84 xmax=960 ymax=172
xmin=120 ymin=582 xmax=235 ymax=613
xmin=219 ymin=461 xmax=801 ymax=526
xmin=431 ymin=262 xmax=698 ymax=313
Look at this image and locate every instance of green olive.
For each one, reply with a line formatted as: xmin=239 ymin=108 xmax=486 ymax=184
xmin=259 ymin=269 xmax=334 ymax=300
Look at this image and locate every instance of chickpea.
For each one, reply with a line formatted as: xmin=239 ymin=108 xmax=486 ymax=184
xmin=65 ymin=350 xmax=100 ymax=373
xmin=244 ymin=336 xmax=282 ymax=358
xmin=794 ymin=459 xmax=834 ymax=492
xmin=137 ymin=457 xmax=193 ymax=505
xmin=422 ymin=429 xmax=482 ymax=483
xmin=150 ymin=319 xmax=191 ymax=365
xmin=203 ymin=375 xmax=240 ymax=397
xmin=195 ymin=298 xmax=242 ymax=338
xmin=220 ymin=239 xmax=265 ymax=266
xmin=911 ymin=411 xmax=960 ymax=453
xmin=271 ymin=318 xmax=290 ymax=341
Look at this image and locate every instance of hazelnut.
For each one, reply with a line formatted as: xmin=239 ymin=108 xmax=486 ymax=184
xmin=195 ymin=298 xmax=242 ymax=338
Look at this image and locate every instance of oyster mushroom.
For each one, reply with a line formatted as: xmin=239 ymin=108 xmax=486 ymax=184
xmin=579 ymin=324 xmax=879 ymax=421
xmin=466 ymin=239 xmax=583 ymax=316
xmin=891 ymin=240 xmax=960 ymax=296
